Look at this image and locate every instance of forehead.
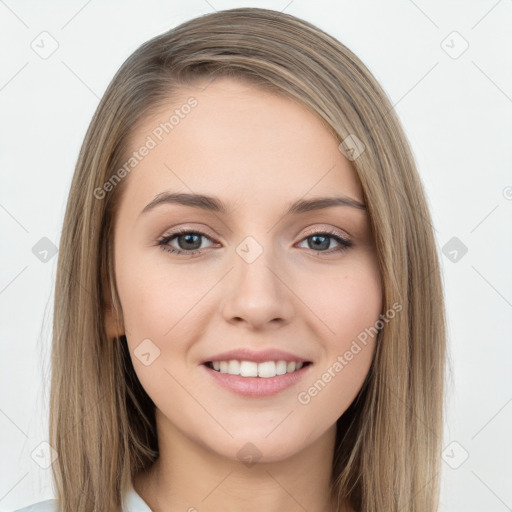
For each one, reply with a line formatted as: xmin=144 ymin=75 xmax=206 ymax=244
xmin=119 ymin=77 xmax=363 ymax=215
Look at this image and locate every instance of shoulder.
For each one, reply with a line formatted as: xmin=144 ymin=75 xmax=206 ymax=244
xmin=9 ymin=484 xmax=148 ymax=512
xmin=9 ymin=498 xmax=58 ymax=512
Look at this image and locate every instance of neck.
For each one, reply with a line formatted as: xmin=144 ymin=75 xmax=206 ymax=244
xmin=133 ymin=410 xmax=343 ymax=512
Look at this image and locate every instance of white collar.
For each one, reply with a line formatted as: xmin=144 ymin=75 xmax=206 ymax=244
xmin=122 ymin=481 xmax=152 ymax=511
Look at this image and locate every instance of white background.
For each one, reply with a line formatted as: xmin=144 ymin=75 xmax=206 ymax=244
xmin=1 ymin=1 xmax=511 ymax=510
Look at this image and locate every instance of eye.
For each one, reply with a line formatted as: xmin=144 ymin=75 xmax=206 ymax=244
xmin=156 ymin=227 xmax=353 ymax=257
xmin=157 ymin=228 xmax=217 ymax=256
xmin=296 ymin=228 xmax=353 ymax=255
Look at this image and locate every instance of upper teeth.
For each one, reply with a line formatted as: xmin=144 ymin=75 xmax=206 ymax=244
xmin=211 ymin=360 xmax=304 ymax=378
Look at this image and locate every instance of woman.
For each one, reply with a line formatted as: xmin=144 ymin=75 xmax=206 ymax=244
xmin=13 ymin=7 xmax=446 ymax=512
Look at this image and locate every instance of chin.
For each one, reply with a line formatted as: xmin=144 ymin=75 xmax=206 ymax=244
xmin=201 ymin=429 xmax=314 ymax=465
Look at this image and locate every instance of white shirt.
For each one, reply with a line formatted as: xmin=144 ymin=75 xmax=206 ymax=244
xmin=9 ymin=481 xmax=152 ymax=512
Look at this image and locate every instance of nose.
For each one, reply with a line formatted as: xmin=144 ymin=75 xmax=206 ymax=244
xmin=221 ymin=245 xmax=295 ymax=331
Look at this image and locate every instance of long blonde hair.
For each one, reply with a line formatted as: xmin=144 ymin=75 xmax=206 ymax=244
xmin=50 ymin=7 xmax=446 ymax=511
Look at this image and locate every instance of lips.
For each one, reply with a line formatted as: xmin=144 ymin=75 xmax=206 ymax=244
xmin=201 ymin=360 xmax=312 ymax=398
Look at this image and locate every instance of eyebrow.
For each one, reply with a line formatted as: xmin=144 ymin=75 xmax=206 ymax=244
xmin=139 ymin=191 xmax=367 ymax=217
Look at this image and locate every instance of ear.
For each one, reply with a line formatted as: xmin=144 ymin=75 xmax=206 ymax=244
xmin=102 ymin=271 xmax=125 ymax=339
xmin=101 ymin=242 xmax=125 ymax=339
xmin=105 ymin=300 xmax=125 ymax=339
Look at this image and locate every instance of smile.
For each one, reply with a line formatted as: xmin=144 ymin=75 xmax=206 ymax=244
xmin=202 ymin=360 xmax=313 ymax=398
xmin=205 ymin=360 xmax=311 ymax=378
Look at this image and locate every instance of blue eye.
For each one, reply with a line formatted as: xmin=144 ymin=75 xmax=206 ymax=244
xmin=157 ymin=228 xmax=216 ymax=256
xmin=157 ymin=228 xmax=353 ymax=257
xmin=297 ymin=230 xmax=353 ymax=254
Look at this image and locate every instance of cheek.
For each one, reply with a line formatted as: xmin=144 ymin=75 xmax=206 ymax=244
xmin=294 ymin=255 xmax=382 ymax=415
xmin=297 ymin=254 xmax=382 ymax=344
xmin=116 ymin=248 xmax=213 ymax=342
xmin=115 ymin=251 xmax=222 ymax=402
xmin=333 ymin=272 xmax=382 ymax=344
xmin=115 ymin=258 xmax=206 ymax=404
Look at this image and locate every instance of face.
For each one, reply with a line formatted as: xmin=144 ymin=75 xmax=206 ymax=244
xmin=107 ymin=77 xmax=382 ymax=463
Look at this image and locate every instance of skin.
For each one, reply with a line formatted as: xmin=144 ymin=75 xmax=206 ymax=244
xmin=105 ymin=77 xmax=382 ymax=512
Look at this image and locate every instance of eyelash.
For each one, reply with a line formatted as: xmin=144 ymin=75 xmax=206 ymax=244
xmin=156 ymin=227 xmax=353 ymax=257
